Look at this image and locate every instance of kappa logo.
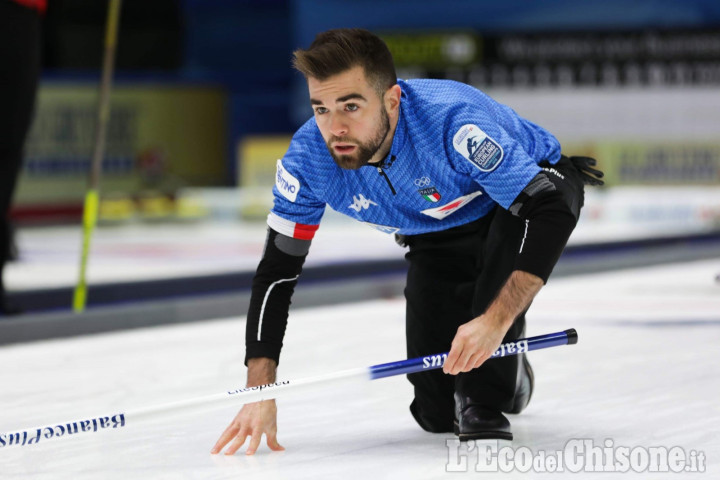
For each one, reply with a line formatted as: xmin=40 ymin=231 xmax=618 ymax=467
xmin=420 ymin=191 xmax=482 ymax=220
xmin=452 ymin=124 xmax=504 ymax=172
xmin=349 ymin=194 xmax=378 ymax=212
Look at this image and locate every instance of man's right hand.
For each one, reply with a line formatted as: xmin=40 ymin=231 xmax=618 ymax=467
xmin=210 ymin=399 xmax=284 ymax=455
xmin=211 ymin=357 xmax=284 ymax=456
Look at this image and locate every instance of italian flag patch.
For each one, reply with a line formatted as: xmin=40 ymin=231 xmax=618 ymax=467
xmin=419 ymin=187 xmax=441 ymax=203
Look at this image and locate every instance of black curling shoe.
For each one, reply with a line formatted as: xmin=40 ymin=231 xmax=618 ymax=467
xmin=453 ymin=394 xmax=513 ymax=441
xmin=507 ymin=353 xmax=534 ymax=414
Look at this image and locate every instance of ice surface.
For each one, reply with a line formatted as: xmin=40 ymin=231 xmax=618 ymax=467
xmin=1 ymin=258 xmax=719 ymax=479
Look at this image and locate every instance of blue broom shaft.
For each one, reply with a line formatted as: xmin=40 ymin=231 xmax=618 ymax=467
xmin=369 ymin=328 xmax=577 ymax=380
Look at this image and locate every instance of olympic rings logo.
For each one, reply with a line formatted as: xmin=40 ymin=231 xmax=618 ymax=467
xmin=414 ymin=177 xmax=431 ymax=187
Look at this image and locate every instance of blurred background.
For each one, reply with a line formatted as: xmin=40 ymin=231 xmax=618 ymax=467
xmin=2 ymin=0 xmax=720 ymax=338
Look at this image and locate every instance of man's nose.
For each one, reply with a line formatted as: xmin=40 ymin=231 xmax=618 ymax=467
xmin=329 ymin=114 xmax=348 ymax=137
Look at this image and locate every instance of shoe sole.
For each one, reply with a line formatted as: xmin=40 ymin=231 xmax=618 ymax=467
xmin=453 ymin=420 xmax=513 ymax=441
xmin=507 ymin=354 xmax=534 ymax=414
xmin=523 ymin=353 xmax=534 ymax=407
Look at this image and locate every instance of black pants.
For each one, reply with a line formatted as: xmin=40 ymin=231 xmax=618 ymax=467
xmin=404 ymin=207 xmax=529 ymax=433
xmin=0 ymin=0 xmax=42 ymax=296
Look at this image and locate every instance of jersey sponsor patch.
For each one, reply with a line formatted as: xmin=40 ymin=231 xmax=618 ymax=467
xmin=276 ymin=159 xmax=300 ymax=202
xmin=363 ymin=222 xmax=400 ymax=234
xmin=420 ymin=191 xmax=483 ymax=220
xmin=452 ymin=124 xmax=504 ymax=172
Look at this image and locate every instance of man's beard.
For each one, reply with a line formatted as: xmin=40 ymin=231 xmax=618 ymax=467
xmin=327 ymin=106 xmax=390 ymax=170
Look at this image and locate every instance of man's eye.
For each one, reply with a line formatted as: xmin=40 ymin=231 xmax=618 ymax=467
xmin=345 ymin=104 xmax=359 ymax=112
xmin=314 ymin=107 xmax=328 ymax=114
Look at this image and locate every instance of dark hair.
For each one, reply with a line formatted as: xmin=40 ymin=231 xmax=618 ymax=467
xmin=292 ymin=28 xmax=397 ymax=95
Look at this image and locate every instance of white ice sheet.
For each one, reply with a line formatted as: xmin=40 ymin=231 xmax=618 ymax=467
xmin=1 ymin=258 xmax=719 ymax=479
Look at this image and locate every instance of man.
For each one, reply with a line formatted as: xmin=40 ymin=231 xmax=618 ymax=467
xmin=212 ymin=28 xmax=602 ymax=456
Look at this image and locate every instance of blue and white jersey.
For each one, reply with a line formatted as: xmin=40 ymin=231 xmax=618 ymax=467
xmin=268 ymin=78 xmax=562 ymax=239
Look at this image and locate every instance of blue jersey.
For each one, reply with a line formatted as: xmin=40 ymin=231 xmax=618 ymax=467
xmin=268 ymin=79 xmax=561 ymax=239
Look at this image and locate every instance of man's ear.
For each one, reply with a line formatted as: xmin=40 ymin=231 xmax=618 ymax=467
xmin=385 ymin=84 xmax=402 ymax=113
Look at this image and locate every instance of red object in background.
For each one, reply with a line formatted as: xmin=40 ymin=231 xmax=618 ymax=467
xmin=136 ymin=147 xmax=168 ymax=185
xmin=10 ymin=203 xmax=83 ymax=224
xmin=10 ymin=0 xmax=47 ymax=14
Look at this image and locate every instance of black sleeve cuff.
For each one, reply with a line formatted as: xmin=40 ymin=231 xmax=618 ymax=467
xmin=245 ymin=341 xmax=283 ymax=366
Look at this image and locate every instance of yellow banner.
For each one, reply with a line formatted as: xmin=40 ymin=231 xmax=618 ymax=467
xmin=237 ymin=135 xmax=291 ymax=188
xmin=17 ymin=83 xmax=226 ymax=204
